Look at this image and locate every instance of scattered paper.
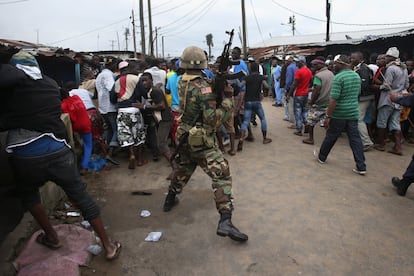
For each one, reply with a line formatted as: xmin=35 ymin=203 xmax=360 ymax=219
xmin=140 ymin=210 xmax=151 ymax=217
xmin=145 ymin=232 xmax=162 ymax=242
xmin=66 ymin=212 xmax=81 ymax=217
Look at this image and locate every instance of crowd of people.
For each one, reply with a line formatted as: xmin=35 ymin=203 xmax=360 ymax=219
xmin=1 ymin=43 xmax=414 ymax=259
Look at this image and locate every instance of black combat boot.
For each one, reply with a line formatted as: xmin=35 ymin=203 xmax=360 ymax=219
xmin=216 ymin=211 xmax=248 ymax=242
xmin=163 ymin=190 xmax=179 ymax=212
xmin=392 ymin=177 xmax=413 ymax=196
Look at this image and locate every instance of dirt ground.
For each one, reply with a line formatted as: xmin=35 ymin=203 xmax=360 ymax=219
xmin=80 ymin=97 xmax=414 ymax=276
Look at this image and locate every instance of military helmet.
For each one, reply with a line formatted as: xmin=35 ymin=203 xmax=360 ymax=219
xmin=180 ymin=46 xmax=207 ymax=69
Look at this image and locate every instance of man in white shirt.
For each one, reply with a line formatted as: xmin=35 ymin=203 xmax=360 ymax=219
xmin=95 ymin=57 xmax=119 ymax=163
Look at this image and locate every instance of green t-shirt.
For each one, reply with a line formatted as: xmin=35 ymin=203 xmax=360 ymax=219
xmin=330 ymin=69 xmax=361 ymax=120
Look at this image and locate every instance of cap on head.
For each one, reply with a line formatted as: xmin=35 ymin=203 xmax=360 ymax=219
xmin=118 ymin=61 xmax=129 ymax=70
xmin=9 ymin=51 xmax=40 ymax=69
xmin=247 ymin=55 xmax=255 ymax=62
xmin=294 ymin=55 xmax=306 ymax=63
xmin=285 ymin=55 xmax=293 ymax=61
xmin=180 ymin=46 xmax=207 ymax=69
xmin=385 ymin=47 xmax=399 ymax=58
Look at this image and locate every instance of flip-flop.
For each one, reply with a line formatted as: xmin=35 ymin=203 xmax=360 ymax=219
xmin=388 ymin=149 xmax=403 ymax=156
xmin=136 ymin=159 xmax=149 ymax=167
xmin=106 ymin=241 xmax=122 ymax=261
xmin=36 ymin=232 xmax=62 ymax=250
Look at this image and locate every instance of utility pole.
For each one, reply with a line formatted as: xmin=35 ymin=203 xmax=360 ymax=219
xmin=155 ymin=27 xmax=160 ymax=57
xmin=35 ymin=29 xmax=39 ymax=44
xmin=124 ymin=28 xmax=130 ymax=51
xmin=162 ymin=36 xmax=165 ymax=59
xmin=148 ymin=0 xmax=154 ymax=57
xmin=139 ymin=0 xmax=146 ymax=55
xmin=131 ymin=9 xmax=138 ymax=58
xmin=288 ymin=15 xmax=296 ymax=36
xmin=241 ymin=0 xmax=247 ymax=58
xmin=326 ymin=0 xmax=331 ymax=42
xmin=109 ymin=40 xmax=116 ymax=50
xmin=116 ymin=31 xmax=120 ymax=50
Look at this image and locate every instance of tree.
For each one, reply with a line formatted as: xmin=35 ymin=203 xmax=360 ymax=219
xmin=205 ymin=33 xmax=214 ymax=62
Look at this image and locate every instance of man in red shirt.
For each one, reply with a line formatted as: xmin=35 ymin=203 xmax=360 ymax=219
xmin=288 ymin=56 xmax=313 ymax=136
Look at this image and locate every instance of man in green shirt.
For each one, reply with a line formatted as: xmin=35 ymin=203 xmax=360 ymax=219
xmin=316 ymin=54 xmax=367 ymax=175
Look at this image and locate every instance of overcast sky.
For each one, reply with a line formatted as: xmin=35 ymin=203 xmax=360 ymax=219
xmin=1 ymin=0 xmax=413 ymax=59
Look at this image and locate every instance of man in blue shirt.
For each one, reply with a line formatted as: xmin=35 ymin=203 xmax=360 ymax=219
xmin=284 ymin=55 xmax=298 ymax=126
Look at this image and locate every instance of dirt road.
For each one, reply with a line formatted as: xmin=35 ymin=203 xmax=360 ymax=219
xmin=81 ymin=97 xmax=414 ymax=275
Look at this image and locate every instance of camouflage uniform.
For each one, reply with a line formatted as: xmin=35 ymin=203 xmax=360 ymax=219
xmin=169 ymin=73 xmax=233 ymax=212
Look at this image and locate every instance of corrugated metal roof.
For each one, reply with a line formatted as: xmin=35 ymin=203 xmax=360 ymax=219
xmin=251 ymin=26 xmax=414 ymax=48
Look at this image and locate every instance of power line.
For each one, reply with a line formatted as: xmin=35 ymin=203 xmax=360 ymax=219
xmin=271 ymin=0 xmax=414 ymax=26
xmin=159 ymin=0 xmax=218 ymax=37
xmin=0 ymin=0 xmax=28 ymax=5
xmin=249 ymin=0 xmax=266 ymax=46
xmin=152 ymin=0 xmax=190 ymax=16
xmin=158 ymin=0 xmax=216 ymax=35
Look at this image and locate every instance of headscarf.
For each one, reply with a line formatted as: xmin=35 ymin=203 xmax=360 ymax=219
xmin=9 ymin=51 xmax=42 ymax=80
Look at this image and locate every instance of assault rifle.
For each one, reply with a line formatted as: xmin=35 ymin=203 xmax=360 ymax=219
xmin=218 ymin=29 xmax=234 ymax=74
xmin=214 ymin=29 xmax=234 ymax=107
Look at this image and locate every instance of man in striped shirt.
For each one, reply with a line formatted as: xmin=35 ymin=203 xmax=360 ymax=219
xmin=316 ymin=54 xmax=367 ymax=175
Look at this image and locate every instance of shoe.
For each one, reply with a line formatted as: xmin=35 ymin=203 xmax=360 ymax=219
xmin=363 ymin=144 xmax=374 ymax=152
xmin=283 ymin=118 xmax=290 ymax=121
xmin=263 ymin=138 xmax=272 ymax=144
xmin=352 ymin=168 xmax=366 ymax=175
xmin=373 ymin=144 xmax=385 ymax=151
xmin=163 ymin=191 xmax=179 ymax=212
xmin=272 ymin=103 xmax=278 ymax=107
xmin=106 ymin=156 xmax=120 ymax=166
xmin=293 ymin=131 xmax=302 ymax=136
xmin=216 ymin=218 xmax=248 ymax=242
xmin=277 ymin=103 xmax=283 ymax=107
xmin=223 ymin=138 xmax=230 ymax=146
xmin=392 ymin=177 xmax=411 ymax=196
xmin=313 ymin=149 xmax=325 ymax=164
xmin=302 ymin=139 xmax=314 ymax=145
xmin=287 ymin=125 xmax=296 ymax=129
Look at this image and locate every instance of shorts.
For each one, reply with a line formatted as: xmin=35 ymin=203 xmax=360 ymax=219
xmin=376 ymin=105 xmax=401 ymax=131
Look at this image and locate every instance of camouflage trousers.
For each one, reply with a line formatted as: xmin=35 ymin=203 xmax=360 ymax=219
xmin=306 ymin=105 xmax=327 ymax=127
xmin=170 ymin=142 xmax=234 ymax=212
xmin=117 ymin=108 xmax=146 ymax=148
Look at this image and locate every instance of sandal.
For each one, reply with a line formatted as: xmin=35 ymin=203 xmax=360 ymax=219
xmin=36 ymin=232 xmax=62 ymax=250
xmin=136 ymin=159 xmax=149 ymax=167
xmin=106 ymin=241 xmax=122 ymax=261
xmin=388 ymin=149 xmax=403 ymax=156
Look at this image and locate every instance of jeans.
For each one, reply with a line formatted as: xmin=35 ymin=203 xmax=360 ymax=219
xmin=376 ymin=105 xmax=401 ymax=131
xmin=319 ymin=118 xmax=366 ymax=171
xmin=274 ymin=82 xmax=282 ymax=104
xmin=10 ymin=146 xmax=100 ymax=220
xmin=294 ymin=96 xmax=308 ymax=132
xmin=358 ymin=100 xmax=374 ymax=146
xmin=240 ymin=101 xmax=267 ymax=131
xmin=80 ymin=132 xmax=93 ymax=169
xmin=102 ymin=112 xmax=118 ymax=147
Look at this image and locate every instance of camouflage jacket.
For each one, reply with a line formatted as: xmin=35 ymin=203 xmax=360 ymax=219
xmin=178 ymin=73 xmax=217 ymax=136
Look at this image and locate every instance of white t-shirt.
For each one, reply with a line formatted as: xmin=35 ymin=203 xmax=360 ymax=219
xmin=69 ymin=88 xmax=95 ymax=110
xmin=144 ymin=66 xmax=166 ymax=93
xmin=96 ymin=68 xmax=116 ymax=114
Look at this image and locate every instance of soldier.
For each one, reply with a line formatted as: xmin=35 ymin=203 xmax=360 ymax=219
xmin=163 ymin=46 xmax=248 ymax=242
